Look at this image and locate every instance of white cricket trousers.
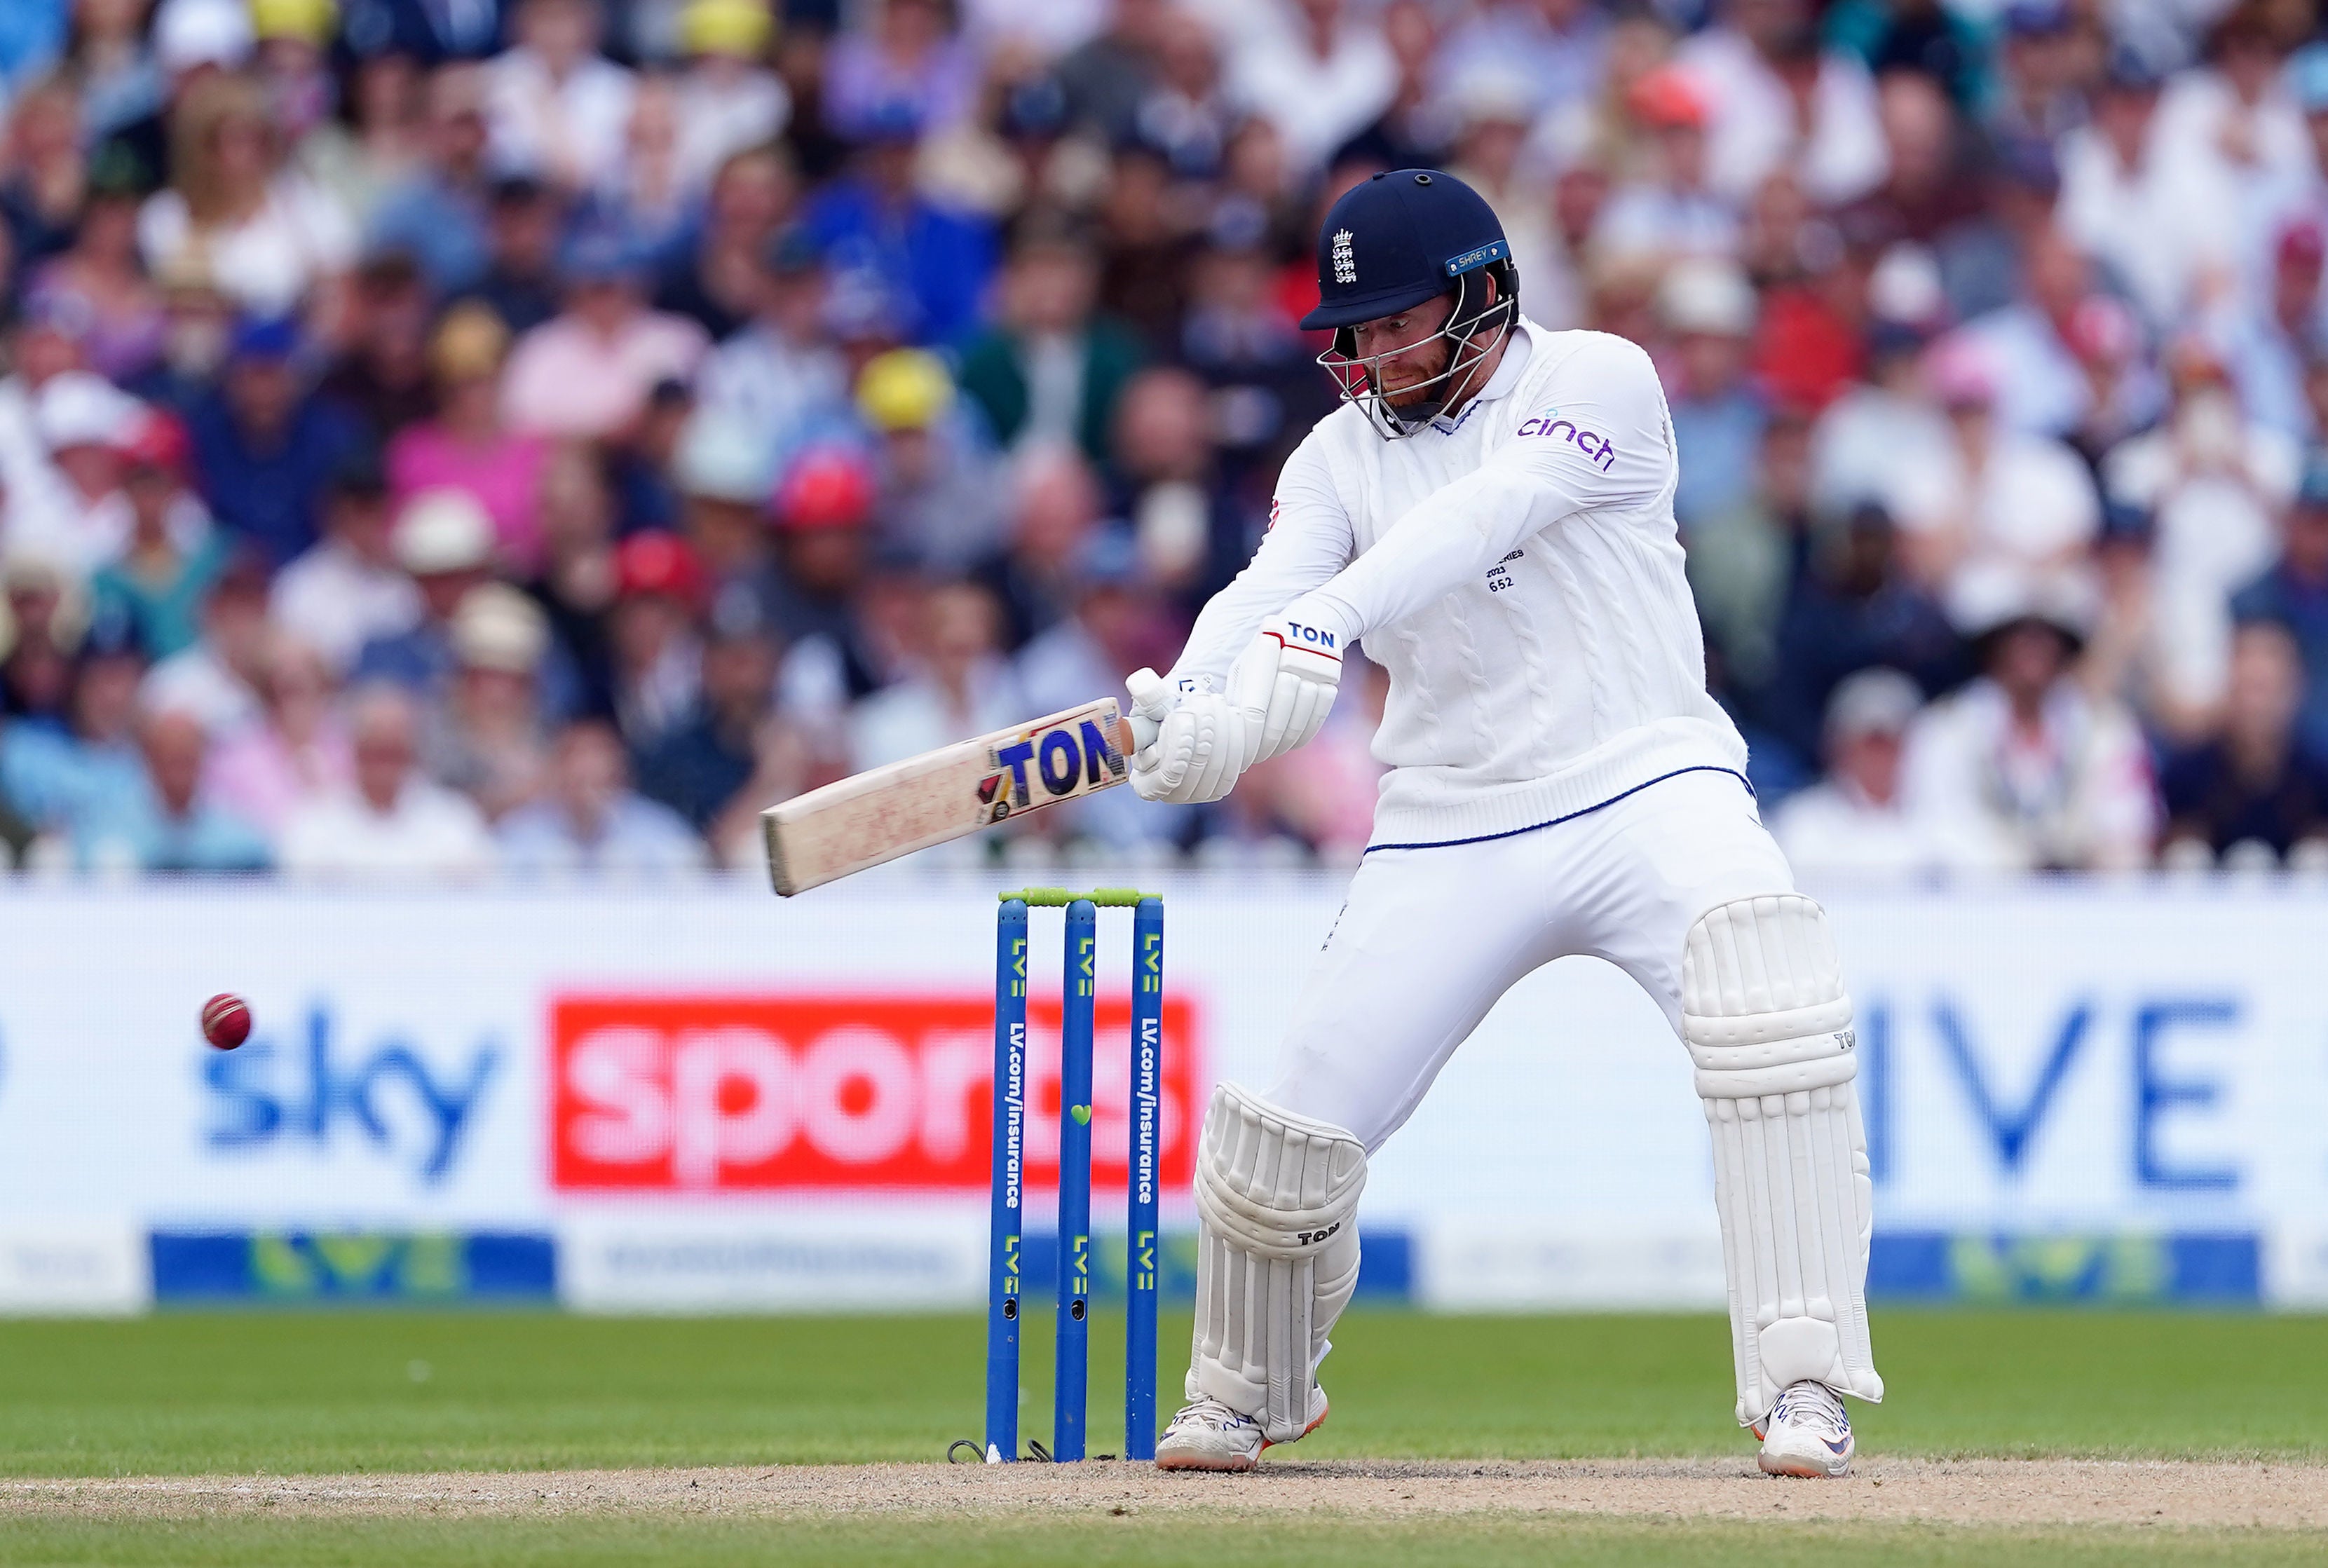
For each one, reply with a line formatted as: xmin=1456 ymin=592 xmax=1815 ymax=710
xmin=1264 ymin=768 xmax=1796 ymax=1150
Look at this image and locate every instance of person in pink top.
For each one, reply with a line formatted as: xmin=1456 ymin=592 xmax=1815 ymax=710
xmin=203 ymin=631 xmax=355 ymax=837
xmin=386 ymin=302 xmax=550 ymax=571
xmin=498 ymin=229 xmax=709 ymax=442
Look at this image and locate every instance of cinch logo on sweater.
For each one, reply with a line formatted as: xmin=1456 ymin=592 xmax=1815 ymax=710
xmin=1515 ymin=411 xmax=1618 ymax=471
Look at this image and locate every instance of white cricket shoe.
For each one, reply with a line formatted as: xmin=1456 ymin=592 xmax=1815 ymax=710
xmin=1153 ymin=1389 xmax=1328 ymax=1472
xmin=1754 ymin=1379 xmax=1854 ymax=1478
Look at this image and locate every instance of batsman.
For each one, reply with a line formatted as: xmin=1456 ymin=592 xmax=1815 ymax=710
xmin=1129 ymin=170 xmax=1882 ymax=1478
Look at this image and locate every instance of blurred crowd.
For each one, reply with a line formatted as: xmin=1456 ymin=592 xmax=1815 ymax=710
xmin=1 ymin=0 xmax=2327 ymax=877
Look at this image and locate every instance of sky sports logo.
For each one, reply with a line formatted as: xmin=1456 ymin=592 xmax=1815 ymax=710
xmin=549 ymin=994 xmax=1198 ymax=1193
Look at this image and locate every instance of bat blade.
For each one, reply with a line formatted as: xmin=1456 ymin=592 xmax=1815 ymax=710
xmin=761 ymin=698 xmax=1136 ymax=896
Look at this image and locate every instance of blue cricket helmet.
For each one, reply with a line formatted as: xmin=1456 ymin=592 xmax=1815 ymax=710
xmin=1302 ymin=169 xmax=1520 ymax=437
xmin=1300 ymin=168 xmax=1514 ymax=331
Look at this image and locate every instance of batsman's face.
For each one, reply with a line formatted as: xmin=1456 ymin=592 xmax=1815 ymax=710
xmin=1353 ymin=293 xmax=1459 ymax=407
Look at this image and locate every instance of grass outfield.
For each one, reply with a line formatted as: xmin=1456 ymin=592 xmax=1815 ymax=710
xmin=1 ymin=1308 xmax=2326 ymax=1475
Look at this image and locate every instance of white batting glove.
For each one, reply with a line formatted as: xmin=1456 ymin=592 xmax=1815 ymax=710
xmin=1227 ymin=613 xmax=1343 ymax=765
xmin=1128 ymin=679 xmax=1251 ymax=804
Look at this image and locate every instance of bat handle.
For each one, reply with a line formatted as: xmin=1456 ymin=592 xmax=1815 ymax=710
xmin=1123 ymin=669 xmax=1169 ymax=754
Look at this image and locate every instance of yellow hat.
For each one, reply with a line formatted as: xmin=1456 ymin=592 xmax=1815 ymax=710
xmin=250 ymin=0 xmax=338 ymax=45
xmin=855 ymin=348 xmax=954 ymax=432
xmin=681 ymin=0 xmax=774 ymax=57
xmin=429 ymin=301 xmax=512 ymax=383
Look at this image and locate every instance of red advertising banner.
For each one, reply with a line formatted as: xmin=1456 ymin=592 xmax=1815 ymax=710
xmin=550 ymin=993 xmax=1198 ymax=1192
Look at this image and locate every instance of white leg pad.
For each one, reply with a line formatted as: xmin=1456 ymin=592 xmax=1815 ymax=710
xmin=1684 ymin=894 xmax=1884 ymax=1427
xmin=1185 ymin=1081 xmax=1366 ymax=1443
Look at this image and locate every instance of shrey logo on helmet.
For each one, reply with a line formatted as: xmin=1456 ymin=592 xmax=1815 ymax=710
xmin=1331 ymin=229 xmax=1356 ymax=285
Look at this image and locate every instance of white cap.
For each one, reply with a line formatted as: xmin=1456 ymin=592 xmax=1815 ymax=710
xmin=393 ymin=489 xmax=496 ymax=576
xmin=1949 ymin=562 xmax=2101 ymax=643
xmin=1658 ymin=257 xmax=1757 ymax=337
xmin=1455 ymin=66 xmax=1539 ymax=130
xmin=36 ymin=372 xmax=142 ymax=453
xmin=449 ymin=582 xmax=550 ymax=674
xmin=673 ymin=412 xmax=772 ymax=505
xmin=1824 ymin=667 xmax=1924 ymax=742
xmin=155 ymin=0 xmax=257 ymax=74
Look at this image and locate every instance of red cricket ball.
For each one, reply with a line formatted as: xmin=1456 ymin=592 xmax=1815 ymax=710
xmin=201 ymin=993 xmax=252 ymax=1051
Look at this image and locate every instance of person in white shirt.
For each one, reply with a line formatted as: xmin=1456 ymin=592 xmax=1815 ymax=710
xmin=1890 ymin=335 xmax=2101 ymax=634
xmin=1773 ymin=667 xmax=1949 ymax=879
xmin=1900 ymin=582 xmax=2157 ymax=872
xmin=1224 ymin=0 xmax=1395 ymax=173
xmin=1673 ymin=0 xmax=1886 ymax=207
xmin=268 ymin=459 xmax=426 ymax=676
xmin=1126 ymin=170 xmax=1881 ymax=1478
xmin=278 ymin=684 xmax=496 ymax=878
xmin=483 ymin=0 xmax=639 ymax=193
xmin=2055 ymin=49 xmax=2236 ymax=333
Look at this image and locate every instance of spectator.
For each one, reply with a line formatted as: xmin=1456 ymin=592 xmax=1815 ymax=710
xmin=352 ymin=487 xmax=496 ymax=698
xmin=859 ymin=346 xmax=1002 ymax=575
xmin=1676 ymin=0 xmax=1886 ymax=207
xmin=671 ymin=0 xmax=790 ymax=194
xmin=1771 ymin=667 xmax=1947 ymax=878
xmin=1901 ymin=583 xmax=2156 ymax=871
xmin=19 ymin=369 xmax=144 ymax=576
xmin=525 ymin=440 xmax=622 ymax=716
xmin=366 ymin=61 xmax=496 ymax=295
xmin=424 ymin=582 xmax=554 ymax=819
xmin=500 ymin=229 xmax=711 ymax=441
xmin=1592 ymin=64 xmax=1736 ymax=263
xmin=1054 ymin=0 xmax=1169 ymax=144
xmin=270 ymin=454 xmax=423 ymax=676
xmin=1109 ymin=364 xmax=1249 ymax=606
xmin=2231 ymin=450 xmax=2328 ymax=761
xmin=499 ymin=716 xmax=701 ymax=872
xmin=695 ymin=227 xmax=850 ymax=473
xmin=387 ymin=302 xmax=552 ymax=571
xmin=1229 ymin=0 xmax=1395 ymax=175
xmin=2057 ymin=47 xmax=2231 ymax=333
xmin=823 ymin=0 xmax=979 ymax=139
xmin=636 ymin=593 xmax=785 ymax=832
xmin=2160 ymin=620 xmax=2328 ymax=864
xmin=130 ymin=251 xmax=238 ymax=414
xmin=0 ymin=557 xmax=83 ymax=725
xmin=1659 ymin=257 xmax=1767 ymax=535
xmin=958 ymin=214 xmax=1145 ymax=463
xmin=90 ymin=408 xmax=224 ymax=660
xmin=467 ymin=173 xmax=566 ymax=336
xmin=1769 ymin=502 xmax=1964 ymax=763
xmin=136 ymin=69 xmax=355 ymax=324
xmin=606 ymin=529 xmax=706 ymax=748
xmin=975 ymin=441 xmax=1103 ymax=648
xmin=203 ymin=630 xmax=353 ymax=836
xmin=72 ymin=703 xmax=270 ymax=871
xmin=140 ymin=548 xmax=271 ymax=735
xmin=801 ymin=104 xmax=995 ymax=346
xmin=484 ymin=0 xmax=638 ymax=193
xmin=761 ymin=444 xmax=881 ymax=697
xmin=1689 ymin=402 xmax=1815 ymax=716
xmin=1890 ymin=336 xmax=2102 ymax=634
xmin=2 ymin=77 xmax=90 ymax=273
xmin=0 ymin=296 xmax=97 ymax=542
xmin=655 ymin=144 xmax=797 ymax=342
xmin=1434 ymin=0 xmax=1607 ymax=124
xmin=279 ymin=683 xmax=495 ymax=875
xmin=184 ymin=315 xmax=367 ymax=566
xmin=0 ymin=614 xmax=148 ymax=833
xmin=671 ymin=409 xmax=777 ymax=606
xmin=2099 ymin=343 xmax=2297 ymax=737
xmin=850 ymin=577 xmax=1021 ymax=768
xmin=322 ymin=254 xmax=435 ymax=441
xmin=27 ymin=146 xmax=166 ymax=385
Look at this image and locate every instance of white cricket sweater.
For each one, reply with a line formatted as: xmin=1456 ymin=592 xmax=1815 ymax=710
xmin=1166 ymin=318 xmax=1748 ymax=848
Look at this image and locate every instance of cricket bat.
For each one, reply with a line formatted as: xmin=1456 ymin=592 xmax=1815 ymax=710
xmin=762 ymin=697 xmax=1162 ymax=896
